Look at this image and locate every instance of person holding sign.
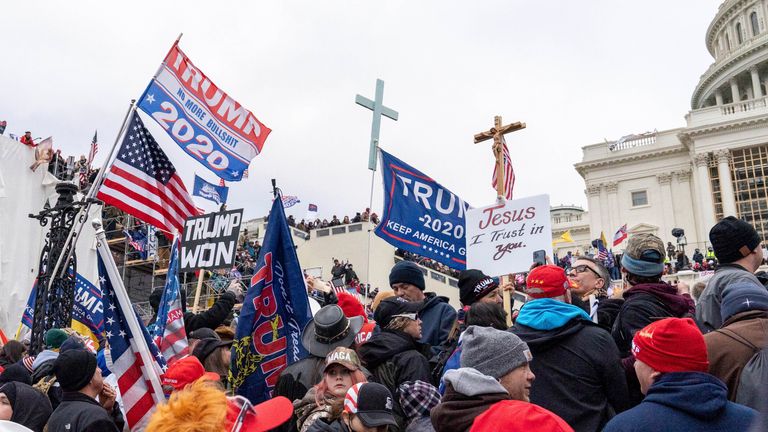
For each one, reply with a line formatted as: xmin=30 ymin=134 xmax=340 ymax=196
xmin=388 ymin=261 xmax=457 ymax=356
xmin=511 ymin=265 xmax=629 ymax=432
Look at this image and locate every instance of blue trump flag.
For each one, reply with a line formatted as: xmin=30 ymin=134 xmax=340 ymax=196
xmin=193 ymin=174 xmax=229 ymax=205
xmin=230 ymin=195 xmax=312 ymax=403
xmin=375 ymin=149 xmax=470 ymax=270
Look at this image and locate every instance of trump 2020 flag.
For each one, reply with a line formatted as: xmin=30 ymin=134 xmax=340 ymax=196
xmin=99 ymin=251 xmax=166 ymax=429
xmin=375 ymin=149 xmax=470 ymax=270
xmin=230 ymin=195 xmax=312 ymax=403
xmin=193 ymin=174 xmax=229 ymax=205
xmin=152 ymin=236 xmax=189 ymax=364
xmin=137 ymin=42 xmax=271 ymax=182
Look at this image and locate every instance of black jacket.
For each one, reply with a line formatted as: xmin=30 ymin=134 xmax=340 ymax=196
xmin=359 ymin=329 xmax=432 ymax=429
xmin=307 ymin=418 xmax=349 ymax=432
xmin=183 ymin=291 xmax=236 ymax=334
xmin=513 ymin=300 xmax=630 ymax=432
xmin=46 ymin=391 xmax=124 ymax=432
xmin=274 ymin=355 xmax=326 ymax=432
xmin=611 ymin=283 xmax=694 ymax=357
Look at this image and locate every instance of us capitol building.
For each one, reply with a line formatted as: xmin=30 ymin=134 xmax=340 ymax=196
xmin=555 ymin=0 xmax=768 ymax=255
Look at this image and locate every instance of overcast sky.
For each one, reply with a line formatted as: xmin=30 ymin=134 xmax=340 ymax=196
xmin=2 ymin=0 xmax=723 ymax=221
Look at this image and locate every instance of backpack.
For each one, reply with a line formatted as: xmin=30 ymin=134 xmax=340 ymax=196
xmin=716 ymin=328 xmax=767 ymax=410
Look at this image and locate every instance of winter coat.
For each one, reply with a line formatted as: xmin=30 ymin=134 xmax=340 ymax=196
xmin=512 ymin=299 xmax=630 ymax=432
xmin=611 ymin=282 xmax=695 ymax=356
xmin=696 ymin=264 xmax=764 ymax=333
xmin=306 ymin=418 xmax=349 ymax=432
xmin=571 ymin=294 xmax=624 ymax=331
xmin=430 ymin=368 xmax=509 ymax=432
xmin=0 ymin=382 xmax=52 ymax=432
xmin=47 ymin=391 xmax=124 ymax=432
xmin=359 ymin=329 xmax=432 ymax=430
xmin=275 ymin=355 xmax=326 ymax=432
xmin=703 ymin=309 xmax=768 ymax=401
xmin=183 ymin=291 xmax=236 ymax=334
xmin=293 ymin=387 xmax=343 ymax=432
xmin=602 ymin=372 xmax=757 ymax=432
xmin=419 ymin=292 xmax=457 ymax=356
xmin=405 ymin=416 xmax=435 ymax=432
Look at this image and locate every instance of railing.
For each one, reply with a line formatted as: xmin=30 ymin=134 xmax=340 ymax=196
xmin=720 ymin=96 xmax=768 ymax=115
xmin=608 ymin=133 xmax=656 ymax=152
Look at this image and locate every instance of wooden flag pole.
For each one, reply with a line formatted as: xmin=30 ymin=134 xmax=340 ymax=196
xmin=474 ymin=115 xmax=526 ymax=325
xmin=192 ymin=270 xmax=206 ymax=313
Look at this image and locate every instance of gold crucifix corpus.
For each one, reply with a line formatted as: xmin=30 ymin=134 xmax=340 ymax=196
xmin=474 ymin=116 xmax=526 ymax=200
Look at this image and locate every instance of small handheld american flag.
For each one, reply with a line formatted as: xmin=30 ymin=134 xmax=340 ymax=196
xmin=491 ymin=135 xmax=515 ymax=200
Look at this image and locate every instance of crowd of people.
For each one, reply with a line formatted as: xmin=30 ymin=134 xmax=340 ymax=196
xmin=395 ymin=249 xmax=461 ymax=279
xmin=1 ymin=215 xmax=767 ymax=431
xmin=287 ymin=208 xmax=381 ymax=234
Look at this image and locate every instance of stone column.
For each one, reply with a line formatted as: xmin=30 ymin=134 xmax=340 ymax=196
xmin=694 ymin=153 xmax=717 ymax=239
xmin=751 ymin=67 xmax=762 ymax=99
xmin=586 ymin=184 xmax=602 ymax=239
xmin=605 ymin=182 xmax=619 ymax=235
xmin=715 ymin=90 xmax=724 ymax=106
xmin=657 ymin=173 xmax=675 ymax=238
xmin=715 ymin=150 xmax=737 ymax=217
xmin=731 ymin=78 xmax=741 ymax=103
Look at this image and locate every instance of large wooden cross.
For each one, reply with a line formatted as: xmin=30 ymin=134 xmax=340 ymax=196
xmin=474 ymin=115 xmax=526 ymax=199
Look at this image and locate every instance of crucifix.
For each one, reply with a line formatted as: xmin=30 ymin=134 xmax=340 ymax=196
xmin=356 ymin=79 xmax=399 ymax=300
xmin=474 ymin=115 xmax=526 ymax=200
xmin=474 ymin=115 xmax=525 ymax=326
xmin=356 ymin=79 xmax=399 ymax=171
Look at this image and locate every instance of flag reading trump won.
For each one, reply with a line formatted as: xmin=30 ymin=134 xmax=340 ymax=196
xmin=375 ymin=149 xmax=470 ymax=270
xmin=138 ymin=42 xmax=271 ymax=182
xmin=230 ymin=196 xmax=312 ymax=404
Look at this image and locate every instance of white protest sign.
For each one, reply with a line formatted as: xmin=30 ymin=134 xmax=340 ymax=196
xmin=466 ymin=194 xmax=552 ymax=276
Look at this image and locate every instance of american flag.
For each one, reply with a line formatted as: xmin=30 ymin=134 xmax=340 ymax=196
xmin=152 ymin=236 xmax=189 ymax=364
xmin=597 ymin=240 xmax=609 ymax=262
xmin=96 ymin=112 xmax=197 ymax=234
xmin=98 ymin=248 xmax=166 ymax=430
xmin=491 ymin=135 xmax=515 ymax=200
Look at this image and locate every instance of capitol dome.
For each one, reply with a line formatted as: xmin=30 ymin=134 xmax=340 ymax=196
xmin=692 ymin=0 xmax=768 ymax=108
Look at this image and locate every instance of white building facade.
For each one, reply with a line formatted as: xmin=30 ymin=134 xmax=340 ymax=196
xmin=575 ymin=0 xmax=768 ymax=251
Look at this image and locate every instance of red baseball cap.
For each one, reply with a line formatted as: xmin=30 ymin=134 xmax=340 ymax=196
xmin=161 ymin=356 xmax=220 ymax=394
xmin=225 ymin=395 xmax=293 ymax=432
xmin=632 ymin=317 xmax=709 ymax=373
xmin=525 ymin=265 xmax=568 ymax=299
xmin=470 ymin=400 xmax=573 ymax=432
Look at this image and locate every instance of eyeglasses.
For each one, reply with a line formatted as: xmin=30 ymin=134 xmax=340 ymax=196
xmin=571 ymin=265 xmax=603 ymax=279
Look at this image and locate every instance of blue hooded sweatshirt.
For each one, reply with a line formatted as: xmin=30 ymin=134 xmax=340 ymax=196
xmin=515 ymin=298 xmax=590 ymax=330
xmin=603 ymin=372 xmax=757 ymax=432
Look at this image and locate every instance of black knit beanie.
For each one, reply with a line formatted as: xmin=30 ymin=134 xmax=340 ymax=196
xmin=709 ymin=216 xmax=761 ymax=263
xmin=54 ymin=349 xmax=97 ymax=392
xmin=458 ymin=269 xmax=498 ymax=306
xmin=388 ymin=261 xmax=425 ymax=290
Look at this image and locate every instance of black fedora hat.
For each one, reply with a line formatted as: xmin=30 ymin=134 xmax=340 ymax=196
xmin=302 ymin=304 xmax=363 ymax=357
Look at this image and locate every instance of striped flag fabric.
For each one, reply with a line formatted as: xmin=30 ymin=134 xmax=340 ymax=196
xmin=613 ymin=224 xmax=628 ymax=246
xmin=98 ymin=246 xmax=166 ymax=430
xmin=152 ymin=236 xmax=189 ymax=364
xmin=597 ymin=240 xmax=609 ymax=262
xmin=491 ymin=135 xmax=515 ymax=200
xmin=280 ymin=195 xmax=300 ymax=208
xmin=87 ymin=130 xmax=98 ymax=165
xmin=96 ymin=111 xmax=197 ymax=234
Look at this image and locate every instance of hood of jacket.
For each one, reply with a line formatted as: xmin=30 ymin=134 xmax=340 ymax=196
xmin=722 ymin=309 xmax=768 ymax=327
xmin=31 ymin=349 xmax=58 ymax=370
xmin=358 ymin=329 xmax=422 ymax=369
xmin=644 ymin=372 xmax=729 ymax=420
xmin=624 ymin=283 xmax=695 ymax=317
xmin=442 ymin=367 xmax=508 ymax=397
xmin=432 ymin=368 xmax=509 ymax=432
xmin=515 ymin=298 xmax=591 ymax=331
xmin=422 ymin=292 xmax=450 ymax=310
xmin=3 ymin=382 xmax=53 ymax=432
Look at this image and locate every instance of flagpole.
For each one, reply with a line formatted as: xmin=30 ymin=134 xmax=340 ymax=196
xmin=93 ymin=218 xmax=165 ymax=400
xmin=46 ymin=100 xmax=137 ymax=291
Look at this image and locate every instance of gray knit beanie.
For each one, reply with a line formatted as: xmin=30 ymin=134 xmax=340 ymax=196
xmin=460 ymin=325 xmax=532 ymax=379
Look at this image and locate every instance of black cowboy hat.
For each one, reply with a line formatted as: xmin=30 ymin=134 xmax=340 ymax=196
xmin=301 ymin=304 xmax=363 ymax=357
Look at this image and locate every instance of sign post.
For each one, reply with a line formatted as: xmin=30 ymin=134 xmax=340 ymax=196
xmin=473 ymin=116 xmax=526 ymax=322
